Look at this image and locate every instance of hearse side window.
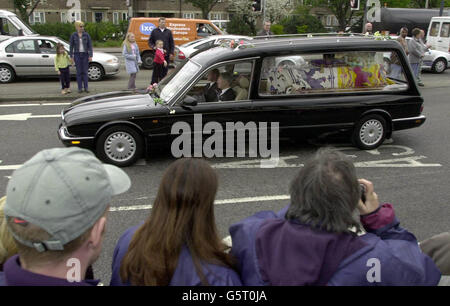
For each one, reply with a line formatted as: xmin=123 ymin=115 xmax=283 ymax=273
xmin=183 ymin=60 xmax=253 ymax=103
xmin=258 ymin=51 xmax=408 ymax=96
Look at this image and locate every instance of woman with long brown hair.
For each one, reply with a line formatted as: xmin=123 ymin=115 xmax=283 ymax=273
xmin=110 ymin=158 xmax=242 ymax=286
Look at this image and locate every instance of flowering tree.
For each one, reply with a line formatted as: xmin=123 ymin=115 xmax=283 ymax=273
xmin=264 ymin=0 xmax=294 ymax=23
xmin=13 ymin=0 xmax=42 ymax=24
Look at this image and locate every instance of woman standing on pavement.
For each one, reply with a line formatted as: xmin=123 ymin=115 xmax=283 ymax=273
xmin=408 ymin=28 xmax=425 ymax=85
xmin=69 ymin=21 xmax=93 ymax=93
xmin=122 ymin=33 xmax=142 ymax=91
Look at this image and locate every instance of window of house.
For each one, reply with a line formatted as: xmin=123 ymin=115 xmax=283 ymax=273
xmin=122 ymin=12 xmax=128 ymax=21
xmin=258 ymin=51 xmax=408 ymax=96
xmin=29 ymin=12 xmax=46 ymax=24
xmin=94 ymin=12 xmax=104 ymax=23
xmin=183 ymin=13 xmax=195 ymax=19
xmin=61 ymin=12 xmax=66 ymax=23
xmin=113 ymin=12 xmax=119 ymax=25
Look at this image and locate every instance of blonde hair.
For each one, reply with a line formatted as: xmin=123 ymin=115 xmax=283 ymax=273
xmin=74 ymin=20 xmax=84 ymax=29
xmin=0 ymin=196 xmax=18 ymax=265
xmin=156 ymin=40 xmax=163 ymax=47
xmin=122 ymin=32 xmax=135 ymax=53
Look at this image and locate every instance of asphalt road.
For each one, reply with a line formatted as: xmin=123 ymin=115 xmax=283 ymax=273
xmin=0 ymin=72 xmax=449 ymax=285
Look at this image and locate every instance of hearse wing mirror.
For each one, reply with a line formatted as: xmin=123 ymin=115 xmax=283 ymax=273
xmin=18 ymin=29 xmax=23 ymax=36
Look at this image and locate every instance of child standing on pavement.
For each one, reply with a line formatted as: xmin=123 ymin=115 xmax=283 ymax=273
xmin=54 ymin=43 xmax=71 ymax=95
xmin=151 ymin=40 xmax=167 ymax=85
xmin=122 ymin=33 xmax=142 ymax=91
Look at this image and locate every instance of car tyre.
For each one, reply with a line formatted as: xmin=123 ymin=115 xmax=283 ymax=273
xmin=96 ymin=125 xmax=143 ymax=167
xmin=88 ymin=63 xmax=105 ymax=81
xmin=352 ymin=114 xmax=387 ymax=150
xmin=0 ymin=65 xmax=16 ymax=84
xmin=141 ymin=52 xmax=154 ymax=69
xmin=431 ymin=58 xmax=447 ymax=74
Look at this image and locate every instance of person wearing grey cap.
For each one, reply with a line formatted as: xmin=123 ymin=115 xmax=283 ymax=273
xmin=1 ymin=147 xmax=131 ymax=286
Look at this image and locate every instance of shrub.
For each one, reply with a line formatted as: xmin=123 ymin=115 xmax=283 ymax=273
xmin=271 ymin=24 xmax=284 ymax=35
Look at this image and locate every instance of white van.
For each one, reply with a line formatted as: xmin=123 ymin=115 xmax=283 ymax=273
xmin=427 ymin=16 xmax=450 ymax=53
xmin=0 ymin=10 xmax=36 ymax=41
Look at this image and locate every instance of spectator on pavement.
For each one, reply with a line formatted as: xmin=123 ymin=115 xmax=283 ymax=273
xmin=0 ymin=196 xmax=18 ymax=286
xmin=151 ymin=40 xmax=167 ymax=85
xmin=54 ymin=43 xmax=72 ymax=95
xmin=122 ymin=32 xmax=142 ymax=91
xmin=408 ymin=28 xmax=426 ymax=85
xmin=148 ymin=17 xmax=174 ymax=79
xmin=69 ymin=21 xmax=93 ymax=94
xmin=2 ymin=147 xmax=130 ymax=286
xmin=229 ymin=148 xmax=441 ymax=285
xmin=111 ymin=158 xmax=242 ymax=286
xmin=417 ymin=29 xmax=431 ymax=87
xmin=257 ymin=20 xmax=274 ymax=36
xmin=389 ymin=27 xmax=408 ymax=79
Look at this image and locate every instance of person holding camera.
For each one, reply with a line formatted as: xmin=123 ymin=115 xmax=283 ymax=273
xmin=229 ymin=148 xmax=441 ymax=286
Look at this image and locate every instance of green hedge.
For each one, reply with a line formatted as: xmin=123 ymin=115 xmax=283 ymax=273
xmin=31 ymin=21 xmax=129 ymax=42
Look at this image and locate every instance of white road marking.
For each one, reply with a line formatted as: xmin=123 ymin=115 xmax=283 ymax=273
xmin=0 ymin=113 xmax=60 ymax=121
xmin=0 ymin=103 xmax=70 ymax=107
xmin=354 ymin=156 xmax=441 ymax=167
xmin=109 ymin=194 xmax=291 ymax=212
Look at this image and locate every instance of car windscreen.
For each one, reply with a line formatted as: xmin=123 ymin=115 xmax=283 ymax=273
xmin=157 ymin=60 xmax=202 ymax=102
xmin=10 ymin=16 xmax=35 ymax=35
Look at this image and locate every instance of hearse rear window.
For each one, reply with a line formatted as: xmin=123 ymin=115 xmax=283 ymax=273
xmin=259 ymin=51 xmax=408 ymax=96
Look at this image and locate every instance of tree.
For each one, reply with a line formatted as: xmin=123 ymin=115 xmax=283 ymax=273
xmin=312 ymin=0 xmax=356 ymax=31
xmin=13 ymin=0 xmax=42 ymax=24
xmin=280 ymin=6 xmax=326 ymax=34
xmin=185 ymin=0 xmax=221 ymax=19
xmin=227 ymin=0 xmax=259 ymax=35
xmin=265 ymin=0 xmax=295 ymax=23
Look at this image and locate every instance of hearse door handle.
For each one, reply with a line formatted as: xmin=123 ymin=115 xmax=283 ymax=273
xmin=42 ymin=55 xmax=49 ymax=58
xmin=6 ymin=54 xmax=13 ymax=57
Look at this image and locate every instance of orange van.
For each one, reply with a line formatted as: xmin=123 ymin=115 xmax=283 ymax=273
xmin=127 ymin=18 xmax=224 ymax=68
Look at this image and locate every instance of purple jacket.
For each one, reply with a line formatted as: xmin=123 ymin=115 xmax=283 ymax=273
xmin=2 ymin=255 xmax=100 ymax=286
xmin=230 ymin=204 xmax=441 ymax=286
xmin=110 ymin=225 xmax=242 ymax=286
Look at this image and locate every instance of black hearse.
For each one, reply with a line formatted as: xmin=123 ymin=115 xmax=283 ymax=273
xmin=58 ymin=35 xmax=425 ymax=166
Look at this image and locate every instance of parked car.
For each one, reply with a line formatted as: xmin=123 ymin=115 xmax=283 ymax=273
xmin=0 ymin=35 xmax=120 ymax=83
xmin=174 ymin=35 xmax=253 ymax=66
xmin=385 ymin=35 xmax=450 ymax=73
xmin=58 ymin=35 xmax=425 ymax=167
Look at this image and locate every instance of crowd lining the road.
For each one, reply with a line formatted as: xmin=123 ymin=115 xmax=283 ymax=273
xmin=0 ymin=146 xmax=449 ymax=286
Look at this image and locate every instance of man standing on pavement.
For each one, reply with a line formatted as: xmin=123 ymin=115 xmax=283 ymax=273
xmin=417 ymin=29 xmax=431 ymax=87
xmin=148 ymin=17 xmax=175 ymax=79
xmin=257 ymin=20 xmax=274 ymax=36
xmin=364 ymin=23 xmax=373 ymax=35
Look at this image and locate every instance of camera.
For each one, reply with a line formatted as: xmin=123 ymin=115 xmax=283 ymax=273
xmin=360 ymin=183 xmax=367 ymax=203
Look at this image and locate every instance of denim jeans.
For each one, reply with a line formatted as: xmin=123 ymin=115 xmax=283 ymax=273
xmin=74 ymin=52 xmax=89 ymax=90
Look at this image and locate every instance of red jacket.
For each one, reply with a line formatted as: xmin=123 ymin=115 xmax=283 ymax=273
xmin=154 ymin=48 xmax=165 ymax=64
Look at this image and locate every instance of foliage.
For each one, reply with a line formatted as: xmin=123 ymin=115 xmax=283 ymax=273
xmin=270 ymin=24 xmax=284 ymax=35
xmin=280 ymin=6 xmax=326 ymax=34
xmin=13 ymin=0 xmax=41 ymax=25
xmin=227 ymin=14 xmax=255 ymax=36
xmin=264 ymin=0 xmax=294 ymax=23
xmin=31 ymin=21 xmax=127 ymax=42
xmin=185 ymin=0 xmax=221 ymax=19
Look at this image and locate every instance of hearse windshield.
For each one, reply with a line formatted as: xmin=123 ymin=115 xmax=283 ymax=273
xmin=157 ymin=60 xmax=201 ymax=101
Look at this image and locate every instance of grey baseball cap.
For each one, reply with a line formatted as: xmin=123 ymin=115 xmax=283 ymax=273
xmin=4 ymin=147 xmax=131 ymax=252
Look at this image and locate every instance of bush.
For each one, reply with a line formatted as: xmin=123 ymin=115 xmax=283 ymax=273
xmin=227 ymin=15 xmax=255 ymax=36
xmin=271 ymin=24 xmax=284 ymax=35
xmin=31 ymin=21 xmax=128 ymax=42
xmin=280 ymin=14 xmax=326 ymax=35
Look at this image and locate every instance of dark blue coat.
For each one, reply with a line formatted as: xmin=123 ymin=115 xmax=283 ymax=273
xmin=110 ymin=225 xmax=242 ymax=286
xmin=69 ymin=32 xmax=93 ymax=58
xmin=230 ymin=204 xmax=441 ymax=286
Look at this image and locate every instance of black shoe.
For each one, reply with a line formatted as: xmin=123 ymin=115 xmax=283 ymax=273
xmin=85 ymin=89 xmax=90 ymax=93
xmin=78 ymin=90 xmax=83 ymax=94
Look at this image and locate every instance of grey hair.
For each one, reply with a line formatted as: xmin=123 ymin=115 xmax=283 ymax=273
xmin=219 ymin=72 xmax=233 ymax=85
xmin=286 ymin=148 xmax=362 ymax=233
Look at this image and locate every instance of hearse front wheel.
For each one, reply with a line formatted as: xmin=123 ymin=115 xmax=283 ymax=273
xmin=352 ymin=114 xmax=387 ymax=150
xmin=96 ymin=125 xmax=143 ymax=167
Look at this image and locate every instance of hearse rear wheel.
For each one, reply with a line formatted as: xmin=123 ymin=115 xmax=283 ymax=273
xmin=96 ymin=125 xmax=143 ymax=167
xmin=352 ymin=114 xmax=387 ymax=150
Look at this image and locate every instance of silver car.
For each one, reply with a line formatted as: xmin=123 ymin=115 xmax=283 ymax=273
xmin=174 ymin=35 xmax=253 ymax=67
xmin=386 ymin=36 xmax=450 ymax=73
xmin=0 ymin=35 xmax=120 ymax=83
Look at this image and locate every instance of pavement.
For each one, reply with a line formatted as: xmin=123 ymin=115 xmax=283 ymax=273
xmin=1 ymin=54 xmax=450 ymax=102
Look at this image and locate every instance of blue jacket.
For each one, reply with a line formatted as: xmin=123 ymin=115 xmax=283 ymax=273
xmin=110 ymin=225 xmax=242 ymax=286
xmin=0 ymin=270 xmax=4 ymax=286
xmin=122 ymin=43 xmax=141 ymax=75
xmin=230 ymin=204 xmax=441 ymax=286
xmin=69 ymin=32 xmax=93 ymax=58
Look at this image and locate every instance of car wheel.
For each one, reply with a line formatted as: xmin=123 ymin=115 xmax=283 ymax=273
xmin=88 ymin=63 xmax=104 ymax=81
xmin=0 ymin=65 xmax=16 ymax=84
xmin=141 ymin=52 xmax=154 ymax=69
xmin=96 ymin=125 xmax=143 ymax=167
xmin=431 ymin=58 xmax=447 ymax=74
xmin=352 ymin=114 xmax=387 ymax=150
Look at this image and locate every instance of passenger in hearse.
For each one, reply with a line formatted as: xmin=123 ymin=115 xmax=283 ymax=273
xmin=217 ymin=72 xmax=236 ymax=102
